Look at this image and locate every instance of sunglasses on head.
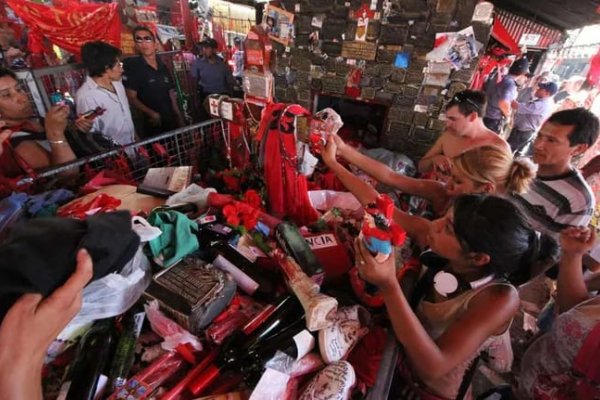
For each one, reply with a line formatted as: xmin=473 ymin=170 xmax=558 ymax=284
xmin=452 ymin=92 xmax=480 ymax=112
xmin=135 ymin=35 xmax=154 ymax=43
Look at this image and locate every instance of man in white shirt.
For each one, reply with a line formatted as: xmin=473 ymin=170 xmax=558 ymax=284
xmin=76 ymin=41 xmax=136 ymax=145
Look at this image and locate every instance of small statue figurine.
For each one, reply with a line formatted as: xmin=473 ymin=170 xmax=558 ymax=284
xmin=351 ymin=194 xmax=407 ymax=307
xmin=360 ymin=194 xmax=406 ymax=262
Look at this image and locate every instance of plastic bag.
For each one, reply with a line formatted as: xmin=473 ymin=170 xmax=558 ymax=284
xmin=166 ymin=183 xmax=216 ymax=209
xmin=308 ymin=190 xmax=362 ymax=212
xmin=357 ymin=147 xmax=416 ymax=178
xmin=250 ymin=352 xmax=325 ymax=400
xmin=47 ymin=246 xmax=152 ymax=361
xmin=144 ymin=300 xmax=203 ymax=352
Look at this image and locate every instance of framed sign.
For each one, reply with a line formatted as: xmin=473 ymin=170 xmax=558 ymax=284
xmin=341 ymin=41 xmax=378 ymax=61
xmin=519 ymin=33 xmax=541 ymax=46
xmin=264 ymin=5 xmax=295 ymax=46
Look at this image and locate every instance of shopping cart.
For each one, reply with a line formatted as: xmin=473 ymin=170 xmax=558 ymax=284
xmin=17 ymin=119 xmax=228 ymax=194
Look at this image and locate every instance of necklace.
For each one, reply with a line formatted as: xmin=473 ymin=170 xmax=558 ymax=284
xmin=101 ymin=85 xmax=116 ymax=94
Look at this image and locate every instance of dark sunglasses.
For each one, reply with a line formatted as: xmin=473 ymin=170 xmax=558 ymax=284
xmin=452 ymin=92 xmax=480 ymax=111
xmin=135 ymin=35 xmax=154 ymax=43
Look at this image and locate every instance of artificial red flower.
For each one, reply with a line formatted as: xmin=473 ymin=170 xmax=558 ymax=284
xmin=243 ymin=189 xmax=262 ymax=209
xmin=222 ymin=204 xmax=241 ymax=226
xmin=222 ymin=201 xmax=260 ymax=231
xmin=237 ymin=202 xmax=260 ymax=230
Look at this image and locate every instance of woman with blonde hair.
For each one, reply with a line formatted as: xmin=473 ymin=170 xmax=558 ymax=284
xmin=325 ymin=135 xmax=536 ymax=217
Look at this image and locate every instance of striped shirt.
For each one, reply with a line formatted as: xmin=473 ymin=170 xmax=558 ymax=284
xmin=513 ymin=169 xmax=595 ymax=238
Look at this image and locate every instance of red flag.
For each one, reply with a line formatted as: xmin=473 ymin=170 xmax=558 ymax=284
xmin=7 ymin=0 xmax=121 ymax=55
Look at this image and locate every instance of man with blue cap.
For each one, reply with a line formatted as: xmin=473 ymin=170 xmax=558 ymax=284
xmin=484 ymin=57 xmax=530 ymax=134
xmin=508 ymin=81 xmax=558 ymax=154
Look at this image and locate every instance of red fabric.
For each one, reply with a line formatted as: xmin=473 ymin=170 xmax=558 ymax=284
xmin=229 ymin=122 xmax=250 ymax=169
xmin=587 ymin=49 xmax=600 ymax=86
xmin=261 ymin=103 xmax=319 ymax=225
xmin=0 ymin=141 xmax=25 ymax=179
xmin=491 ymin=19 xmax=521 ymax=55
xmin=315 ymin=171 xmax=347 ymax=191
xmin=80 ymin=170 xmax=136 ymax=195
xmin=347 ymin=326 xmax=387 ymax=387
xmin=57 ymin=193 xmax=121 ymax=219
xmin=8 ymin=0 xmax=121 ymax=56
xmin=211 ymin=22 xmax=226 ymax=53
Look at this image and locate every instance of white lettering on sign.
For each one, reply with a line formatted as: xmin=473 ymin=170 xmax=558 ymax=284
xmin=519 ymin=33 xmax=541 ymax=46
xmin=305 ymin=234 xmax=338 ymax=250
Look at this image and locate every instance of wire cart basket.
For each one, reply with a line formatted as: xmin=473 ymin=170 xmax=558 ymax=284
xmin=17 ymin=119 xmax=228 ymax=194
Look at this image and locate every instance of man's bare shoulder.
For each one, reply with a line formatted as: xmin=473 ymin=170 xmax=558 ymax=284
xmin=479 ymin=128 xmax=511 ymax=151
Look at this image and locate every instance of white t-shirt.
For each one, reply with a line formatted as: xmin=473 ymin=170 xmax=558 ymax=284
xmin=75 ymin=76 xmax=136 ymax=145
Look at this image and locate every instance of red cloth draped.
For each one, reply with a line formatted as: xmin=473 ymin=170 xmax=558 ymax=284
xmin=261 ymin=103 xmax=319 ymax=225
xmin=7 ymin=0 xmax=121 ymax=55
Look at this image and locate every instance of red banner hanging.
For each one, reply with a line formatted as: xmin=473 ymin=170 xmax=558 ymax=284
xmin=7 ymin=0 xmax=121 ymax=55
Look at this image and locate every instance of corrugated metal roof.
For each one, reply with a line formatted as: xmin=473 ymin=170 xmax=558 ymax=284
xmin=490 ymin=0 xmax=600 ymax=31
xmin=495 ymin=8 xmax=565 ymax=50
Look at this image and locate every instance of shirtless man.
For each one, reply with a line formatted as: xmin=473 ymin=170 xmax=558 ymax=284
xmin=418 ymin=90 xmax=510 ymax=174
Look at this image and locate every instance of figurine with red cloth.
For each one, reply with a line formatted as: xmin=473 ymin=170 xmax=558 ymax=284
xmin=350 ymin=194 xmax=407 ymax=307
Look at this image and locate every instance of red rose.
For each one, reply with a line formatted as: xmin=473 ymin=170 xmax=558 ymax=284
xmin=243 ymin=189 xmax=262 ymax=209
xmin=223 ymin=204 xmax=241 ymax=226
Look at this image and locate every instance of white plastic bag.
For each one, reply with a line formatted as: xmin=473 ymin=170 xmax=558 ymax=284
xmin=357 ymin=147 xmax=416 ymax=177
xmin=144 ymin=300 xmax=203 ymax=352
xmin=308 ymin=190 xmax=363 ymax=212
xmin=165 ymin=184 xmax=216 ymax=208
xmin=47 ymin=246 xmax=152 ymax=361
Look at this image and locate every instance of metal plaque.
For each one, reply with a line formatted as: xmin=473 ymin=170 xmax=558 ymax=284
xmin=321 ymin=76 xmax=347 ymax=94
xmin=341 ymin=41 xmax=378 ymax=61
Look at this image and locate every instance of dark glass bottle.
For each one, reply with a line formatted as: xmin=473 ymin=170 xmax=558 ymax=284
xmin=275 ymin=222 xmax=324 ymax=279
xmin=188 ymin=295 xmax=304 ymax=395
xmin=65 ymin=318 xmax=117 ymax=400
xmin=240 ymin=318 xmax=315 ymax=386
xmin=107 ymin=311 xmax=145 ymax=392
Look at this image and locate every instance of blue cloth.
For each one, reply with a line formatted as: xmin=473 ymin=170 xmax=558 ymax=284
xmin=485 ymin=75 xmax=518 ymax=120
xmin=191 ymin=56 xmax=234 ymax=95
xmin=25 ymin=189 xmax=75 ymax=216
xmin=513 ymin=97 xmax=554 ymax=132
xmin=0 ymin=193 xmax=27 ymax=234
xmin=364 ymin=236 xmax=393 ymax=256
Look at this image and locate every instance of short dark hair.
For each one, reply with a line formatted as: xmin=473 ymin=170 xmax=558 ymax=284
xmin=446 ymin=90 xmax=487 ymax=117
xmin=132 ymin=26 xmax=155 ymax=41
xmin=0 ymin=67 xmax=16 ymax=81
xmin=81 ymin=41 xmax=122 ymax=77
xmin=547 ymin=108 xmax=600 ymax=147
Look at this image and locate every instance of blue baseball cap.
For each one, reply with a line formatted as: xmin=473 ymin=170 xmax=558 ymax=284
xmin=538 ymin=81 xmax=558 ymax=95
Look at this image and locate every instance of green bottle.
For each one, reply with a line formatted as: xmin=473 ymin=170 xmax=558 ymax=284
xmin=108 ymin=311 xmax=145 ymax=392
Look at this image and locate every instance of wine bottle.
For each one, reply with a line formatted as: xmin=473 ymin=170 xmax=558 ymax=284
xmin=64 ymin=319 xmax=117 ymax=400
xmin=107 ymin=311 xmax=145 ymax=392
xmin=210 ymin=241 xmax=276 ymax=300
xmin=275 ymin=222 xmax=324 ymax=282
xmin=187 ymin=295 xmax=304 ymax=395
xmin=241 ymin=319 xmax=315 ymax=386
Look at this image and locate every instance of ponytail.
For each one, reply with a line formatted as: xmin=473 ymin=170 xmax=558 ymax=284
xmin=506 ymin=157 xmax=537 ymax=194
xmin=509 ymin=231 xmax=559 ymax=285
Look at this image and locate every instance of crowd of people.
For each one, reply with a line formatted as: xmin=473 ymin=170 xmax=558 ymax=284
xmin=0 ymin=33 xmax=600 ymax=400
xmin=484 ymin=56 xmax=600 ymax=158
xmin=0 ymin=27 xmax=238 ymax=179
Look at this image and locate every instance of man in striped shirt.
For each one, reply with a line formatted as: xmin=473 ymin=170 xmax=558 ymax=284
xmin=514 ymin=108 xmax=599 ymax=238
